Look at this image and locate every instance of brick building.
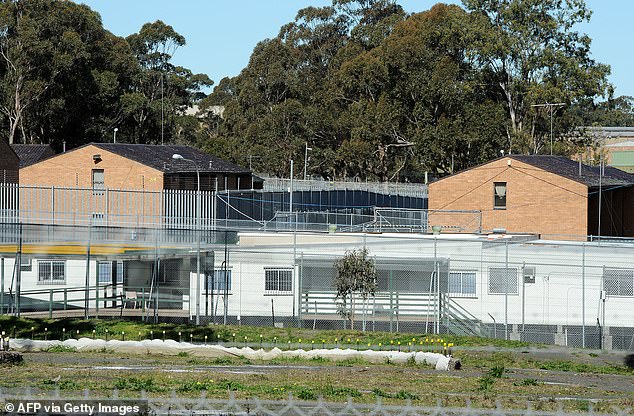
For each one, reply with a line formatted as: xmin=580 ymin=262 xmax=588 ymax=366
xmin=428 ymin=155 xmax=634 ymax=239
xmin=19 ymin=143 xmax=258 ymax=191
xmin=0 ymin=140 xmax=19 ymax=184
xmin=16 ymin=143 xmax=260 ymax=227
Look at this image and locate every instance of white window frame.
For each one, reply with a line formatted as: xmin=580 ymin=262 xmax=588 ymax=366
xmin=97 ymin=261 xmax=124 ymax=285
xmin=448 ymin=271 xmax=477 ymax=298
xmin=493 ymin=182 xmax=507 ymax=210
xmin=38 ymin=260 xmax=66 ymax=285
xmin=264 ymin=267 xmax=293 ymax=295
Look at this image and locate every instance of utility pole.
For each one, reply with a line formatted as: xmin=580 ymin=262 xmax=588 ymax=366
xmin=304 ymin=143 xmax=312 ymax=180
xmin=531 ymin=102 xmax=565 ymax=155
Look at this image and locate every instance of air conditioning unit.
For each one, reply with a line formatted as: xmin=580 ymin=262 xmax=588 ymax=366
xmin=523 ymin=266 xmax=536 ymax=284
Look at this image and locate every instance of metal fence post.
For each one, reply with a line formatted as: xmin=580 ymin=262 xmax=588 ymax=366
xmin=84 ymin=220 xmax=92 ymax=319
xmin=434 ymin=237 xmax=439 ymax=334
xmin=15 ymin=222 xmax=22 ymax=317
xmin=582 ymin=242 xmax=586 ymax=348
xmin=49 ymin=289 xmax=53 ymax=319
xmin=1 ymin=257 xmax=4 ymax=315
xmin=505 ymin=240 xmax=509 ymax=341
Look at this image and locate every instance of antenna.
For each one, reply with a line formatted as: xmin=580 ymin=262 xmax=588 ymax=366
xmin=531 ymin=102 xmax=565 ymax=155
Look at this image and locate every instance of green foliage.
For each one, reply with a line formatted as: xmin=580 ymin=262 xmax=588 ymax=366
xmin=0 ymin=2 xmax=210 ymax=148
xmin=201 ymin=0 xmax=615 ymax=179
xmin=372 ymin=388 xmax=419 ymax=400
xmin=41 ymin=378 xmax=79 ymax=390
xmin=477 ymin=375 xmax=496 ymax=394
xmin=487 ymin=365 xmax=506 ymax=378
xmin=114 ymin=377 xmax=163 ymax=392
xmin=44 ymin=345 xmax=77 ymax=353
xmin=514 ymin=378 xmax=539 ymax=386
xmin=334 ymin=248 xmax=377 ymax=330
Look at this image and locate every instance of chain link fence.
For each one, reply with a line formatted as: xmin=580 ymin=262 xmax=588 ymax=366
xmin=1 ymin=221 xmax=634 ymax=351
xmin=0 ymin=388 xmax=630 ymax=416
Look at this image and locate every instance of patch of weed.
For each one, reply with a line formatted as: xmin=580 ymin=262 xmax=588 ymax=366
xmin=487 ymin=365 xmax=505 ymax=378
xmin=216 ymin=379 xmax=246 ymax=391
xmin=44 ymin=345 xmax=76 ymax=353
xmin=295 ymin=387 xmax=317 ymax=400
xmin=41 ymin=378 xmax=78 ymax=390
xmin=321 ymin=386 xmax=361 ymax=398
xmin=178 ymin=379 xmax=215 ymax=392
xmin=114 ymin=377 xmax=163 ymax=392
xmin=513 ymin=378 xmax=538 ymax=386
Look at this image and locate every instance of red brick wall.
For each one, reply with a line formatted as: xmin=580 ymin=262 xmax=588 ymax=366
xmin=20 ymin=144 xmax=163 ymax=190
xmin=429 ymin=157 xmax=589 ymax=238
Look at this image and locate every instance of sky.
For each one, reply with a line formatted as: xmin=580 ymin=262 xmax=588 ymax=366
xmin=77 ymin=0 xmax=634 ymax=97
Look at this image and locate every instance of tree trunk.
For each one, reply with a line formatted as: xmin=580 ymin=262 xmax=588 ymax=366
xmin=350 ymin=296 xmax=355 ymax=331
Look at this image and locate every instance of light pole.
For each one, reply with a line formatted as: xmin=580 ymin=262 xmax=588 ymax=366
xmin=113 ymin=128 xmax=118 ymax=144
xmin=172 ymin=153 xmax=201 ymax=325
xmin=303 ymin=143 xmax=312 ymax=180
xmin=531 ymin=102 xmax=565 ymax=155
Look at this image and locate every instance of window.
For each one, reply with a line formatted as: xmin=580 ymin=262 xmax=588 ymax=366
xmin=448 ymin=271 xmax=476 ymax=297
xmin=97 ymin=261 xmax=112 ymax=284
xmin=97 ymin=261 xmax=124 ymax=285
xmin=265 ymin=268 xmax=293 ymax=294
xmin=493 ymin=182 xmax=507 ymax=209
xmin=207 ymin=269 xmax=232 ymax=293
xmin=38 ymin=260 xmax=65 ymax=284
xmin=92 ymin=169 xmax=105 ymax=195
xmin=603 ymin=268 xmax=634 ymax=297
xmin=488 ymin=267 xmax=517 ymax=294
xmin=20 ymin=256 xmax=32 ymax=272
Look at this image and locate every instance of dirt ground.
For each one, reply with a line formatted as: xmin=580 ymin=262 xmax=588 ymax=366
xmin=0 ymin=344 xmax=632 ymax=411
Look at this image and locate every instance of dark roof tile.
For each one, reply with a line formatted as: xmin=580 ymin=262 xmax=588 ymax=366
xmin=91 ymin=143 xmax=251 ymax=174
xmin=510 ymin=155 xmax=634 ymax=188
xmin=10 ymin=144 xmax=55 ymax=168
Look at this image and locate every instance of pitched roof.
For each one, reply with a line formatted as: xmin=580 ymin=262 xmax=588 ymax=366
xmin=0 ymin=140 xmax=18 ymax=162
xmin=10 ymin=144 xmax=55 ymax=168
xmin=90 ymin=143 xmax=251 ymax=174
xmin=509 ymin=155 xmax=634 ymax=188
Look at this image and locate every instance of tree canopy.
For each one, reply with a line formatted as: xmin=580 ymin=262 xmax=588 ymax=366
xmin=0 ymin=0 xmax=210 ymax=149
xmin=0 ymin=0 xmax=628 ymax=178
xmin=201 ymin=0 xmax=616 ymax=180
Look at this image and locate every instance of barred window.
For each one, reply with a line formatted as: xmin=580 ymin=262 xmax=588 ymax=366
xmin=603 ymin=268 xmax=634 ymax=297
xmin=208 ymin=269 xmax=232 ymax=293
xmin=265 ymin=268 xmax=293 ymax=294
xmin=488 ymin=267 xmax=517 ymax=295
xmin=97 ymin=261 xmax=124 ymax=285
xmin=38 ymin=260 xmax=65 ymax=284
xmin=448 ymin=271 xmax=476 ymax=297
xmin=97 ymin=261 xmax=111 ymax=284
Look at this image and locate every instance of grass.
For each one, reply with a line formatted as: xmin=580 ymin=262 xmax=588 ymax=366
xmin=0 ymin=348 xmax=631 ymax=412
xmin=0 ymin=316 xmax=531 ymax=351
